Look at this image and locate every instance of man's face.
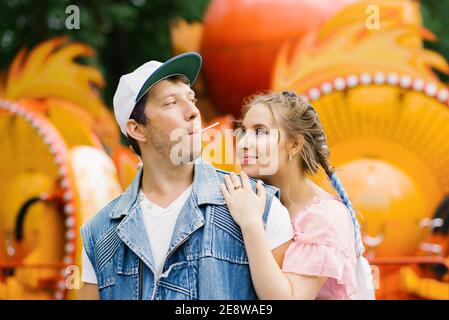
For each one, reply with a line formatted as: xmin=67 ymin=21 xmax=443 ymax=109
xmin=139 ymin=79 xmax=202 ymax=164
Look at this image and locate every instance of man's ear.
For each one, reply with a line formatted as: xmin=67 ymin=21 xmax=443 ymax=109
xmin=126 ymin=119 xmax=147 ymax=143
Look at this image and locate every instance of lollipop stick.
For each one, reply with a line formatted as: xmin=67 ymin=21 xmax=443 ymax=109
xmin=198 ymin=121 xmax=220 ymax=133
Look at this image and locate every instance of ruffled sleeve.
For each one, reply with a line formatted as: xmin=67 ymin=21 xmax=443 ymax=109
xmin=281 ymin=196 xmax=358 ymax=299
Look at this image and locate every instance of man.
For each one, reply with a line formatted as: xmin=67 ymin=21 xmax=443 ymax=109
xmin=80 ymin=52 xmax=293 ymax=299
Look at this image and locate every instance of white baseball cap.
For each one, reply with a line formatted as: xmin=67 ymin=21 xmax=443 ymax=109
xmin=113 ymin=52 xmax=202 ymax=136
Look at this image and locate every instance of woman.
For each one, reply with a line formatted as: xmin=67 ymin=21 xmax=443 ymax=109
xmin=220 ymin=91 xmax=373 ymax=299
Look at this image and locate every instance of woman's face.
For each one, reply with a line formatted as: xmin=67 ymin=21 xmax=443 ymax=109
xmin=236 ymin=103 xmax=291 ymax=178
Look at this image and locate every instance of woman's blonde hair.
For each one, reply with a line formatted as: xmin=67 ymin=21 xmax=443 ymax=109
xmin=238 ymin=91 xmax=365 ymax=257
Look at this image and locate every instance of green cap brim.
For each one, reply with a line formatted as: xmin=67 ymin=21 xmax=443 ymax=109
xmin=135 ymin=52 xmax=202 ymax=102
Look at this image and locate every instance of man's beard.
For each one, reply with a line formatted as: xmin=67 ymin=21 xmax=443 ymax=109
xmin=147 ymin=122 xmax=202 ymax=165
xmin=147 ymin=123 xmax=172 ymax=158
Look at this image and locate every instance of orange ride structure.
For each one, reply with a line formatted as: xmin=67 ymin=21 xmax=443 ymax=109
xmin=189 ymin=0 xmax=449 ymax=299
xmin=201 ymin=0 xmax=357 ymax=116
xmin=0 ymin=37 xmax=235 ymax=300
xmin=0 ymin=37 xmax=138 ymax=299
xmin=1 ymin=0 xmax=449 ymax=300
xmin=268 ymin=0 xmax=449 ymax=299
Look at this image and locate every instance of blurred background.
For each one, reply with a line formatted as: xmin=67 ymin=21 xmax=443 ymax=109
xmin=1 ymin=0 xmax=449 ymax=300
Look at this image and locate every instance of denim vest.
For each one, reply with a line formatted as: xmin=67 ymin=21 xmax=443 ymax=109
xmin=80 ymin=158 xmax=280 ymax=300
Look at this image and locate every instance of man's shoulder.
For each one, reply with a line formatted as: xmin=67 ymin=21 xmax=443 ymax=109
xmin=81 ymin=194 xmax=123 ymax=236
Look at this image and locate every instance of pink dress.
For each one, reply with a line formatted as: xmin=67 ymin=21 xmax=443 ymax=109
xmin=281 ymin=194 xmax=358 ymax=299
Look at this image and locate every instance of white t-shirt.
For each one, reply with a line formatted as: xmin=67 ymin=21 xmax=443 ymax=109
xmin=82 ymin=187 xmax=293 ymax=284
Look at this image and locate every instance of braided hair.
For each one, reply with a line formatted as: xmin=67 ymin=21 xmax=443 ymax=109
xmin=240 ymin=91 xmax=365 ymax=258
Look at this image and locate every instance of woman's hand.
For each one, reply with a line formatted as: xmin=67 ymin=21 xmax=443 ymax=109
xmin=220 ymin=171 xmax=266 ymax=230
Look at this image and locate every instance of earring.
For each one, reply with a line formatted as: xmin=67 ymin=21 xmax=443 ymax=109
xmin=289 ymin=154 xmax=293 ymax=161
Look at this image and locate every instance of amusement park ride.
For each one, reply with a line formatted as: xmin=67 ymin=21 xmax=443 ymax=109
xmin=1 ymin=0 xmax=449 ymax=299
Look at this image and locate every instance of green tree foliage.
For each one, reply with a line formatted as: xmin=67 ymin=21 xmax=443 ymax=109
xmin=0 ymin=0 xmax=211 ymax=104
xmin=0 ymin=0 xmax=448 ymax=104
xmin=421 ymin=0 xmax=449 ymax=82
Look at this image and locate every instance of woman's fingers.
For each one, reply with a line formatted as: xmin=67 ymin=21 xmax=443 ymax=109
xmin=225 ymin=172 xmax=264 ymax=199
xmin=229 ymin=172 xmax=242 ymax=189
xmin=241 ymin=171 xmax=251 ymax=190
xmin=224 ymin=174 xmax=235 ymax=194
xmin=256 ymin=180 xmax=266 ymax=200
